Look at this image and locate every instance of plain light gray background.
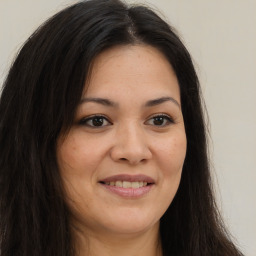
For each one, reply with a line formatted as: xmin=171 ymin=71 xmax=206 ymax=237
xmin=0 ymin=1 xmax=255 ymax=255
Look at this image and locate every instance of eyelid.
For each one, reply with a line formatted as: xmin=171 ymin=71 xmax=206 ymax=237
xmin=145 ymin=113 xmax=174 ymax=126
xmin=78 ymin=114 xmax=112 ymax=127
xmin=77 ymin=113 xmax=174 ymax=128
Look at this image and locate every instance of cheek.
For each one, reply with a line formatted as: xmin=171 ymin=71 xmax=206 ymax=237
xmin=57 ymin=135 xmax=97 ymax=212
xmin=57 ymin=133 xmax=103 ymax=178
xmin=155 ymin=133 xmax=186 ymax=208
xmin=157 ymin=133 xmax=187 ymax=176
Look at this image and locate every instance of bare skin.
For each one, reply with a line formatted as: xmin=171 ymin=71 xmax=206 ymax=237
xmin=57 ymin=44 xmax=186 ymax=256
xmin=74 ymin=222 xmax=162 ymax=256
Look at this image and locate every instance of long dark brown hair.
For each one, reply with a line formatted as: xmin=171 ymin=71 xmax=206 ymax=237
xmin=0 ymin=0 xmax=243 ymax=255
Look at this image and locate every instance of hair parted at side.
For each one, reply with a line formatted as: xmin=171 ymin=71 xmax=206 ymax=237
xmin=0 ymin=0 xmax=243 ymax=255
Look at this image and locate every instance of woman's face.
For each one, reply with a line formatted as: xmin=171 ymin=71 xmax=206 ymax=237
xmin=57 ymin=45 xmax=187 ymax=237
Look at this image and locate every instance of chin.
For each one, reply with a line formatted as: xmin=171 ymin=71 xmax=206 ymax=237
xmin=99 ymin=208 xmax=160 ymax=235
xmin=105 ymin=220 xmax=159 ymax=236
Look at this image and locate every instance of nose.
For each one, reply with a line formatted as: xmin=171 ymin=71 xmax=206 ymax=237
xmin=110 ymin=123 xmax=152 ymax=165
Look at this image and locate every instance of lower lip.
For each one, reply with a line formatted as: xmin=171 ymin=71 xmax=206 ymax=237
xmin=100 ymin=183 xmax=153 ymax=198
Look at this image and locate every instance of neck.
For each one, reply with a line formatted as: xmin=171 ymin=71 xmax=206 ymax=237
xmin=73 ymin=222 xmax=162 ymax=256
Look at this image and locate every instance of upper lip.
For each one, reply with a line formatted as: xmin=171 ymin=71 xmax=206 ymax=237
xmin=100 ymin=174 xmax=155 ymax=183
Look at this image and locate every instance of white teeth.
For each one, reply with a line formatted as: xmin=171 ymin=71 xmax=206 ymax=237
xmin=132 ymin=182 xmax=140 ymax=188
xmin=122 ymin=181 xmax=130 ymax=188
xmin=115 ymin=181 xmax=123 ymax=187
xmin=104 ymin=181 xmax=148 ymax=188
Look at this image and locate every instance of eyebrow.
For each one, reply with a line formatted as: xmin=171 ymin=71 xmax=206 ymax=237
xmin=79 ymin=97 xmax=118 ymax=107
xmin=145 ymin=97 xmax=180 ymax=108
xmin=79 ymin=96 xmax=180 ymax=108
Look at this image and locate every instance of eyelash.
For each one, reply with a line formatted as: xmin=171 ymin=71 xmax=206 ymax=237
xmin=78 ymin=114 xmax=174 ymax=128
xmin=78 ymin=115 xmax=112 ymax=128
xmin=146 ymin=114 xmax=174 ymax=126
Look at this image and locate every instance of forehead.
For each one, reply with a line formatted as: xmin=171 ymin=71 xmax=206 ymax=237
xmin=84 ymin=44 xmax=180 ymax=102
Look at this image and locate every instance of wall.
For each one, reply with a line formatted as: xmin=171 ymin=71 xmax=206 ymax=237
xmin=0 ymin=0 xmax=255 ymax=255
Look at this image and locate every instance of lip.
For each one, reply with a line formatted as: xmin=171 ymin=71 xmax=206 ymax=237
xmin=99 ymin=174 xmax=155 ymax=198
xmin=100 ymin=183 xmax=154 ymax=198
xmin=100 ymin=174 xmax=155 ymax=183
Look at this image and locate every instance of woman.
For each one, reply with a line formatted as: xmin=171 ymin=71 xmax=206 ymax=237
xmin=0 ymin=0 xmax=244 ymax=255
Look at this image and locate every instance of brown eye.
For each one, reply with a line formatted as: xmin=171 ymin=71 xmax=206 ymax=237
xmin=146 ymin=114 xmax=174 ymax=127
xmin=153 ymin=116 xmax=165 ymax=126
xmin=92 ymin=117 xmax=104 ymax=126
xmin=79 ymin=115 xmax=111 ymax=127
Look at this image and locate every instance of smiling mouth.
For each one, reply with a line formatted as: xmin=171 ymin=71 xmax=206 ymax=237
xmin=100 ymin=181 xmax=151 ymax=188
xmin=99 ymin=174 xmax=155 ymax=197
